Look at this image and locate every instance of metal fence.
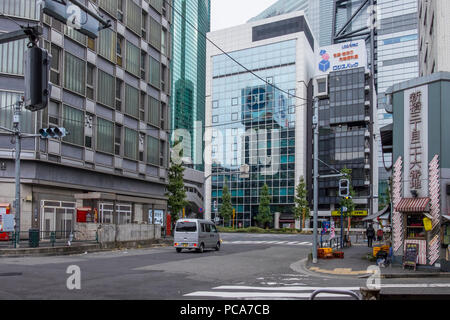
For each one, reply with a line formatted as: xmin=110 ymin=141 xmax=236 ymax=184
xmin=0 ymin=230 xmax=98 ymax=248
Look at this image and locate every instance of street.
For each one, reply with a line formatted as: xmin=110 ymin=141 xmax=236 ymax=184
xmin=0 ymin=233 xmax=449 ymax=300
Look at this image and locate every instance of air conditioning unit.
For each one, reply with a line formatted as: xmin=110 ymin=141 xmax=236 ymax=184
xmin=314 ymin=76 xmax=328 ymax=98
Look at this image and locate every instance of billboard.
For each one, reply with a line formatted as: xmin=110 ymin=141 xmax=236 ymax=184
xmin=316 ymin=40 xmax=368 ymax=76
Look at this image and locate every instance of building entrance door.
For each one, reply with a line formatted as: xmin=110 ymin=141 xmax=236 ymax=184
xmin=40 ymin=201 xmax=76 ymax=239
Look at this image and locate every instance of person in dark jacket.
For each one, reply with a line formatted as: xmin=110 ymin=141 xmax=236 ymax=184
xmin=366 ymin=224 xmax=375 ymax=247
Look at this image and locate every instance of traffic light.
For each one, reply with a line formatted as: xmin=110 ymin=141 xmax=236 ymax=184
xmin=339 ymin=179 xmax=350 ymax=197
xmin=39 ymin=127 xmax=67 ymax=139
xmin=24 ymin=46 xmax=52 ymax=112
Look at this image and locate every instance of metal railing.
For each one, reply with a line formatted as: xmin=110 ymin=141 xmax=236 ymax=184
xmin=0 ymin=230 xmax=98 ymax=248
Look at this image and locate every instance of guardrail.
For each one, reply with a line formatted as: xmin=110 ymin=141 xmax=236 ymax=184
xmin=0 ymin=230 xmax=98 ymax=248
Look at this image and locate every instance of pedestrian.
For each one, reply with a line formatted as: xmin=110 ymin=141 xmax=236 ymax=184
xmin=377 ymin=228 xmax=384 ymax=242
xmin=366 ymin=223 xmax=375 ymax=247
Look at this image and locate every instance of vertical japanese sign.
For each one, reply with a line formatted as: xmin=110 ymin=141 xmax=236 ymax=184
xmin=404 ymin=86 xmax=428 ymax=198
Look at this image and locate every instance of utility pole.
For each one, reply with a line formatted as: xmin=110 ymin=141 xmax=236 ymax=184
xmin=312 ymin=97 xmax=319 ymax=264
xmin=13 ymin=100 xmax=23 ymax=248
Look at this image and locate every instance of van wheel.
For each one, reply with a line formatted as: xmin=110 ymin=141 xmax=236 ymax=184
xmin=215 ymin=241 xmax=221 ymax=251
xmin=197 ymin=243 xmax=204 ymax=253
xmin=176 ymin=248 xmax=182 ymax=253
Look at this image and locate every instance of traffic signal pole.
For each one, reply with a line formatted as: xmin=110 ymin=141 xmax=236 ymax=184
xmin=13 ymin=101 xmax=22 ymax=248
xmin=312 ymin=98 xmax=319 ymax=264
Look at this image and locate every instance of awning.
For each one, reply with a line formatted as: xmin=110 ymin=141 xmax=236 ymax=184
xmin=395 ymin=198 xmax=430 ymax=213
xmin=362 ymin=205 xmax=390 ymax=221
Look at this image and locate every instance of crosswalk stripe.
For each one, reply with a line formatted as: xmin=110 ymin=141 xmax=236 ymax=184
xmin=184 ymin=291 xmax=354 ymax=299
xmin=212 ymin=286 xmax=360 ymax=291
xmin=222 ymin=240 xmax=312 ymax=246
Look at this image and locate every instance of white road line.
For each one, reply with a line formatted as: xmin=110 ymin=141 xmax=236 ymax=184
xmin=212 ymin=286 xmax=360 ymax=291
xmin=223 ymin=240 xmax=312 ymax=246
xmin=184 ymin=291 xmax=354 ymax=299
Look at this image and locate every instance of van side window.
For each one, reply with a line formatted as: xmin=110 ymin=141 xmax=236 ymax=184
xmin=210 ymin=225 xmax=217 ymax=233
xmin=201 ymin=223 xmax=206 ymax=232
xmin=204 ymin=223 xmax=211 ymax=232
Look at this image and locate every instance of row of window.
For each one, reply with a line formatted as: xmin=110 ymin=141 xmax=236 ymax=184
xmin=44 ymin=42 xmax=165 ymax=129
xmin=44 ymin=102 xmax=161 ymax=166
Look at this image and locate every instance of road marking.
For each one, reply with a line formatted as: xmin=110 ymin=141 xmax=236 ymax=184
xmin=212 ymin=285 xmax=360 ymax=291
xmin=184 ymin=291 xmax=354 ymax=299
xmin=223 ymin=240 xmax=312 ymax=246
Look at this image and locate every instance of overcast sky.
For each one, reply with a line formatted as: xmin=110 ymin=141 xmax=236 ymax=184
xmin=211 ymin=0 xmax=278 ymax=31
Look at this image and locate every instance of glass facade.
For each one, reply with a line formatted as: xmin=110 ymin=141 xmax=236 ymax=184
xmin=210 ymin=40 xmax=297 ymax=227
xmin=171 ymin=0 xmax=211 ymax=171
xmin=376 ymin=0 xmax=419 ymax=200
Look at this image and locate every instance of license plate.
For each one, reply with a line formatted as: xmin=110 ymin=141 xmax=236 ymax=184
xmin=183 ymin=243 xmax=188 ymax=247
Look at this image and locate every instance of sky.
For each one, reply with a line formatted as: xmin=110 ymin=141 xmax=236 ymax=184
xmin=211 ymin=0 xmax=279 ymax=31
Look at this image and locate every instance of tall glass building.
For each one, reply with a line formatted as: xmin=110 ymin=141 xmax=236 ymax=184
xmin=171 ymin=0 xmax=210 ymax=172
xmin=249 ymin=0 xmax=334 ymax=47
xmin=205 ymin=12 xmax=316 ymax=227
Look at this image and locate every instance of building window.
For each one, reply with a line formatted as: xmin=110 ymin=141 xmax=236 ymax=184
xmin=140 ymin=50 xmax=147 ymax=80
xmin=115 ymin=124 xmax=122 ymax=156
xmin=124 ymin=127 xmax=138 ymax=160
xmin=149 ymin=0 xmax=163 ymax=14
xmin=231 ymin=113 xmax=238 ymax=121
xmin=149 ymin=56 xmax=160 ymax=89
xmin=0 ymin=39 xmax=26 ymax=76
xmin=87 ymin=64 xmax=96 ymax=100
xmin=212 ymin=100 xmax=219 ymax=109
xmin=147 ymin=136 xmax=159 ymax=165
xmin=63 ymin=105 xmax=84 ymax=146
xmin=148 ymin=96 xmax=160 ymax=128
xmin=212 ymin=116 xmax=218 ymax=123
xmin=161 ymin=28 xmax=167 ymax=56
xmin=50 ymin=44 xmax=61 ymax=85
xmin=140 ymin=91 xmax=146 ymax=121
xmin=141 ymin=10 xmax=147 ymax=41
xmin=232 ymin=97 xmax=238 ymax=106
xmin=0 ymin=0 xmax=39 ymax=20
xmin=64 ymin=25 xmax=86 ymax=45
xmin=115 ymin=78 xmax=123 ymax=111
xmin=149 ymin=17 xmax=162 ymax=51
xmin=125 ymin=84 xmax=139 ymax=118
xmin=97 ymin=117 xmax=114 ymax=154
xmin=48 ymin=101 xmax=60 ymax=126
xmin=126 ymin=0 xmax=141 ymax=36
xmin=116 ymin=35 xmax=124 ymax=67
xmin=125 ymin=41 xmax=140 ymax=77
xmin=64 ymin=53 xmax=85 ymax=96
xmin=98 ymin=27 xmax=116 ymax=63
xmin=98 ymin=0 xmax=118 ymax=17
xmin=97 ymin=69 xmax=115 ymax=108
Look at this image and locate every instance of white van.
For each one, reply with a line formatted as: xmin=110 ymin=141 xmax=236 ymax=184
xmin=174 ymin=219 xmax=221 ymax=253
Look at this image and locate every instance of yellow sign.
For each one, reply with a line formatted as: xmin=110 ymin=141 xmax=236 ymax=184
xmin=423 ymin=218 xmax=432 ymax=231
xmin=331 ymin=210 xmax=368 ymax=217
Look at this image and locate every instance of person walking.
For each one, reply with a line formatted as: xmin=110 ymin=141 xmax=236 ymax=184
xmin=366 ymin=223 xmax=375 ymax=247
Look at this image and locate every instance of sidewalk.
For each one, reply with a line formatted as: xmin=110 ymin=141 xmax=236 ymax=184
xmin=305 ymin=241 xmax=450 ymax=278
xmin=0 ymin=238 xmax=174 ymax=257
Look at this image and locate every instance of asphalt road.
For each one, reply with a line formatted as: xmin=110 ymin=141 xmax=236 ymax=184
xmin=0 ymin=232 xmax=449 ymax=300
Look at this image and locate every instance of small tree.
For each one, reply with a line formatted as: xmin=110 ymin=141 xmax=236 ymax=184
xmin=166 ymin=159 xmax=188 ymax=224
xmin=339 ymin=167 xmax=356 ymax=233
xmin=293 ymin=176 xmax=310 ymax=230
xmin=256 ymin=184 xmax=272 ymax=229
xmin=220 ymin=181 xmax=233 ymax=226
xmin=166 ymin=140 xmax=188 ymax=224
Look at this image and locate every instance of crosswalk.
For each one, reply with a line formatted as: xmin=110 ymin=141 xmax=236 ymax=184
xmin=184 ymin=285 xmax=360 ymax=299
xmin=222 ymin=240 xmax=312 ymax=246
xmin=184 ymin=283 xmax=450 ymax=300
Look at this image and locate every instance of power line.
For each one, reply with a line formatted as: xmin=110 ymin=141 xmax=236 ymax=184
xmin=164 ymin=0 xmax=309 ymax=102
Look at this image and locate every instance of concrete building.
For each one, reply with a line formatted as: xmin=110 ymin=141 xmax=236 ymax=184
xmin=0 ymin=0 xmax=172 ymax=238
xmin=205 ymin=11 xmax=317 ymax=227
xmin=170 ymin=0 xmax=210 ymax=217
xmin=418 ymin=0 xmax=450 ymax=76
xmin=386 ymin=72 xmax=450 ymax=271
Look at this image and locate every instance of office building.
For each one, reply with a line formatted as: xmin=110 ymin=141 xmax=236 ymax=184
xmin=310 ymin=40 xmax=378 ymax=227
xmin=249 ymin=0 xmax=334 ymax=47
xmin=0 ymin=0 xmax=172 ymax=235
xmin=418 ymin=0 xmax=450 ymax=76
xmin=170 ymin=0 xmax=210 ymax=217
xmin=205 ymin=11 xmax=316 ymax=227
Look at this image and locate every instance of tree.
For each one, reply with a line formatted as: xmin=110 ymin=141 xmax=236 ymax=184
xmin=255 ymin=184 xmax=272 ymax=229
xmin=293 ymin=176 xmax=310 ymax=230
xmin=220 ymin=180 xmax=233 ymax=225
xmin=166 ymin=141 xmax=188 ymax=224
xmin=339 ymin=167 xmax=356 ymax=234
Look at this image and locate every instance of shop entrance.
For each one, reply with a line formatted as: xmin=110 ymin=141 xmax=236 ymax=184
xmin=40 ymin=201 xmax=76 ymax=239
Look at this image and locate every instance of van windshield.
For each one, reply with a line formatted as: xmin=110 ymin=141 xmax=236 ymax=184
xmin=176 ymin=222 xmax=197 ymax=232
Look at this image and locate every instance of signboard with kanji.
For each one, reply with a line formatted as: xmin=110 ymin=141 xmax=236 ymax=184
xmin=404 ymin=86 xmax=428 ymax=198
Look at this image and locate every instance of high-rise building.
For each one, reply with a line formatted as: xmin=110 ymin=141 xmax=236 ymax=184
xmin=205 ymin=11 xmax=316 ymax=227
xmin=170 ymin=0 xmax=210 ymax=217
xmin=376 ymin=0 xmax=419 ymax=203
xmin=310 ymin=40 xmax=377 ymax=227
xmin=418 ymin=0 xmax=450 ymax=76
xmin=249 ymin=0 xmax=334 ymax=47
xmin=0 ymin=0 xmax=172 ymax=235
